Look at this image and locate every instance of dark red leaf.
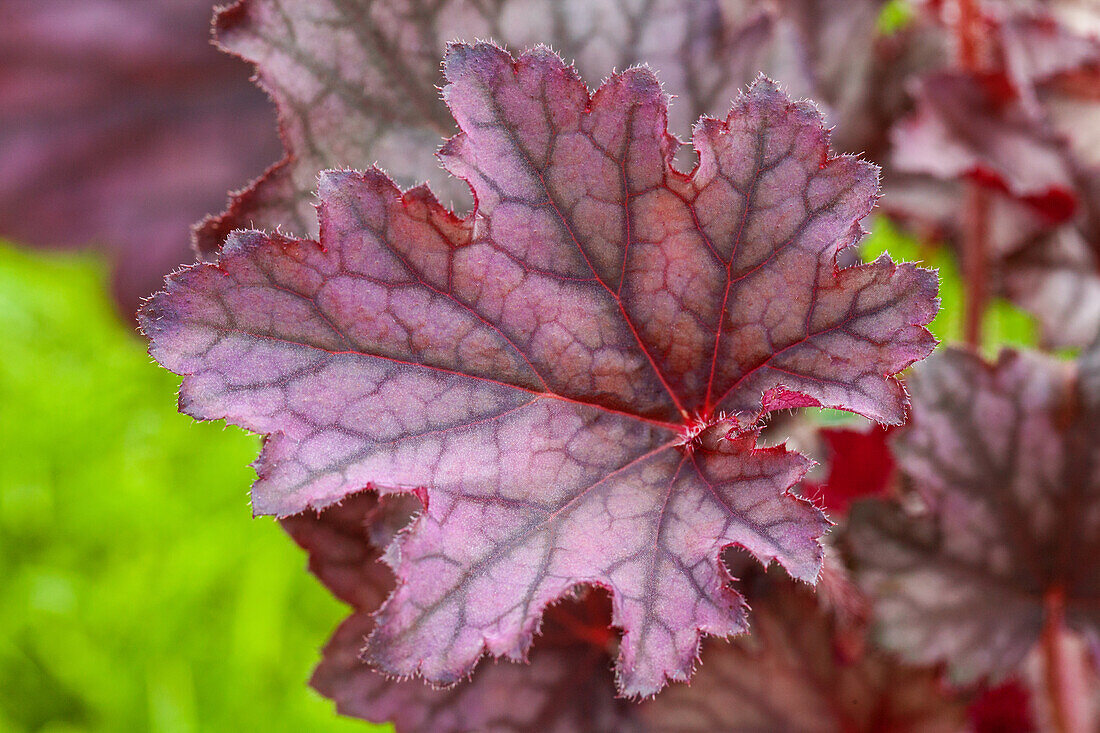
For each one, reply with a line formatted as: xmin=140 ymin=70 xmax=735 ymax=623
xmin=968 ymin=679 xmax=1036 ymax=733
xmin=849 ymin=347 xmax=1100 ymax=684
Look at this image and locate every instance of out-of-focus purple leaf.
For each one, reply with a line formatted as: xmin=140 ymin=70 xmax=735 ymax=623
xmin=141 ymin=44 xmax=938 ymax=695
xmin=1001 ymin=226 xmax=1100 ymax=348
xmin=998 ymin=10 xmax=1100 ymax=107
xmin=195 ymin=0 xmax=897 ymax=254
xmin=637 ymin=569 xmax=969 ymax=732
xmin=849 ymin=347 xmax=1100 ymax=684
xmin=891 ymin=72 xmax=1077 ymax=221
xmin=884 ymin=1 xmax=1100 ymax=348
xmin=0 ymin=0 xmax=280 ymax=315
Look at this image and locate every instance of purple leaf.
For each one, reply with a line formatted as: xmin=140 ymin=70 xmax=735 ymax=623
xmin=286 ymin=490 xmax=642 ymax=731
xmin=0 ymin=0 xmax=280 ymax=315
xmin=882 ymin=3 xmax=1100 ymax=348
xmin=196 ymin=0 xmax=894 ymax=254
xmin=292 ymin=495 xmax=964 ymax=732
xmin=891 ymin=71 xmax=1077 ymax=221
xmin=849 ymin=347 xmax=1100 ymax=684
xmin=142 ymin=44 xmax=937 ymax=695
xmin=1001 ymin=226 xmax=1100 ymax=349
xmin=998 ymin=10 xmax=1100 ymax=111
xmin=638 ymin=570 xmax=969 ymax=732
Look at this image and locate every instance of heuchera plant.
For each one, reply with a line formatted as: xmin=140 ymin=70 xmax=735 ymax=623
xmin=142 ymin=40 xmax=938 ymax=697
xmin=134 ymin=0 xmax=1100 ymax=730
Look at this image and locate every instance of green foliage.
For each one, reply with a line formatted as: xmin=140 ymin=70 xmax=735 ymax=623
xmin=0 ymin=244 xmax=387 ymax=733
xmin=876 ymin=0 xmax=915 ymax=36
xmin=862 ymin=218 xmax=1038 ymax=357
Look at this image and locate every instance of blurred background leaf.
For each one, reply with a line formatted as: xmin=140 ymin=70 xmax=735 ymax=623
xmin=0 ymin=0 xmax=280 ymax=319
xmin=0 ymin=242 xmax=387 ymax=732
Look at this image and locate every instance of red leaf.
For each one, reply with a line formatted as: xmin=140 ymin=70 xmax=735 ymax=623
xmin=968 ymin=679 xmax=1036 ymax=733
xmin=802 ymin=425 xmax=897 ymax=515
xmin=142 ymin=44 xmax=937 ymax=695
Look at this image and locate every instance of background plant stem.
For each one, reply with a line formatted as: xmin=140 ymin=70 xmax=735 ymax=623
xmin=956 ymin=0 xmax=990 ymax=349
xmin=1039 ymin=589 xmax=1088 ymax=733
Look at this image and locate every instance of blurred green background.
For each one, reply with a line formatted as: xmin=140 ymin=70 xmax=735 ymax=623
xmin=0 ymin=221 xmax=1036 ymax=732
xmin=0 ymin=242 xmax=385 ymax=732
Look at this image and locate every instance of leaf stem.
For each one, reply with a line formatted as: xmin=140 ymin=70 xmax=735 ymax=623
xmin=956 ymin=0 xmax=989 ymax=348
xmin=956 ymin=0 xmax=983 ymax=70
xmin=962 ymin=184 xmax=989 ymax=348
xmin=1039 ymin=588 xmax=1085 ymax=733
